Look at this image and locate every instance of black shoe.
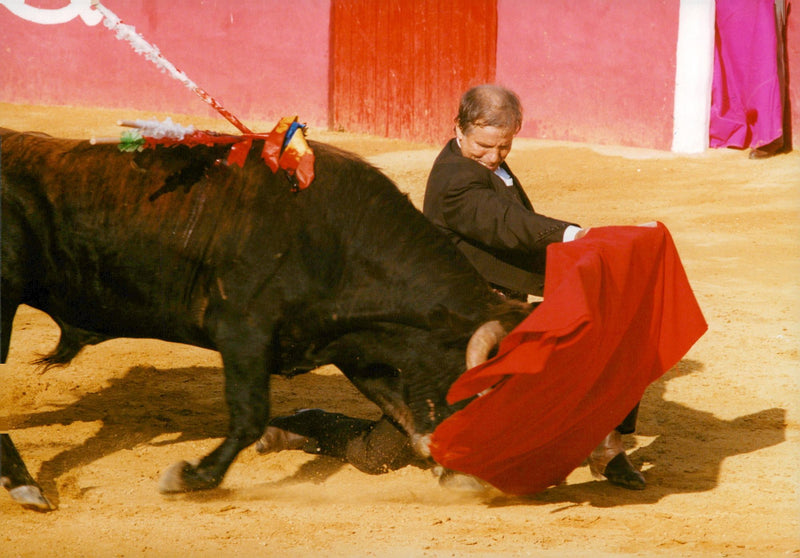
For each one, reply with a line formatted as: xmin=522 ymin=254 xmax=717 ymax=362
xmin=602 ymin=452 xmax=646 ymax=490
xmin=749 ymin=138 xmax=784 ymax=159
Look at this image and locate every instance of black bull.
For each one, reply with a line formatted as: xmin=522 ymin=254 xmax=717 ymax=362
xmin=0 ymin=128 xmax=531 ymax=508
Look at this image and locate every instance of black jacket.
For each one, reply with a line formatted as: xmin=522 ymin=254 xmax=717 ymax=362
xmin=423 ymin=138 xmax=575 ymax=296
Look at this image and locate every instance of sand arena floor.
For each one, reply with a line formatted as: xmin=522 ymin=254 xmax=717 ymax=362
xmin=1 ymin=104 xmax=798 ymax=557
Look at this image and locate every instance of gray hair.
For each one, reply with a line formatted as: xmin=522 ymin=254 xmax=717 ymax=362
xmin=455 ymin=84 xmax=523 ymax=134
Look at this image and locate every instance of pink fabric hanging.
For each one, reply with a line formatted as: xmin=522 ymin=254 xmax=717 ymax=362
xmin=710 ymin=0 xmax=784 ymax=149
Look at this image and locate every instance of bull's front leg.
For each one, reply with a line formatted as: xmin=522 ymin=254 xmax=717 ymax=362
xmin=1 ymin=433 xmax=54 ymax=511
xmin=159 ymin=337 xmax=271 ymax=493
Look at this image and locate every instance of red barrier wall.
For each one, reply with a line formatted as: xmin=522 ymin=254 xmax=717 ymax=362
xmin=496 ymin=0 xmax=680 ymax=149
xmin=1 ymin=0 xmax=332 ymax=129
xmin=329 ymin=0 xmax=496 ymax=144
xmin=2 ymin=1 xmax=797 ymax=150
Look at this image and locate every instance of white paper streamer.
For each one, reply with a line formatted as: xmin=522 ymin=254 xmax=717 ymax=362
xmin=92 ymin=2 xmax=199 ymax=91
xmin=120 ymin=118 xmax=195 ymax=140
xmin=90 ymin=1 xmax=252 ymax=133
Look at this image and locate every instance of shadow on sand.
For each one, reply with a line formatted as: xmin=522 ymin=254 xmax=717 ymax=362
xmin=2 ymin=363 xmax=359 ymax=507
xmin=486 ymin=359 xmax=786 ymax=508
xmin=4 ymin=357 xmax=786 ymax=508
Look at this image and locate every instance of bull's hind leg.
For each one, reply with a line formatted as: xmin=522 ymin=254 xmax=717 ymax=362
xmin=1 ymin=434 xmax=54 ymax=511
xmin=159 ymin=330 xmax=272 ymax=493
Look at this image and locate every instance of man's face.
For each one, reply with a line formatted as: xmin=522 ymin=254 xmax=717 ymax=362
xmin=456 ymin=125 xmax=515 ymax=172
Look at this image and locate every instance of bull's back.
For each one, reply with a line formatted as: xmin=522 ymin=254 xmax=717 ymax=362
xmin=2 ymin=128 xmax=496 ymax=348
xmin=301 ymin=140 xmax=497 ymax=327
xmin=1 ymin=129 xmax=294 ymax=343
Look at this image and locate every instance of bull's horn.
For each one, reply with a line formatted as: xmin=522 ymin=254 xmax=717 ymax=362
xmin=466 ymin=320 xmax=507 ymax=370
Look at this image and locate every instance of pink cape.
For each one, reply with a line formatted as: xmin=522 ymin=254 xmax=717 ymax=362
xmin=430 ymin=223 xmax=707 ymax=495
xmin=709 ymin=0 xmax=783 ymax=149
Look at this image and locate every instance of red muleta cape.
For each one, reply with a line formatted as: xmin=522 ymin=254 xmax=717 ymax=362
xmin=430 ymin=222 xmax=707 ymax=494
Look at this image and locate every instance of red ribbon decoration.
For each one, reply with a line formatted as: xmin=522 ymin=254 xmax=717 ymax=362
xmin=142 ymin=116 xmax=315 ymax=190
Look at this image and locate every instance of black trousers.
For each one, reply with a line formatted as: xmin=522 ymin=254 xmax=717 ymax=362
xmin=616 ymin=403 xmax=639 ymax=435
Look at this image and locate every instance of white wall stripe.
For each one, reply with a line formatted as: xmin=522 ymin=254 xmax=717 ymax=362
xmin=672 ymin=0 xmax=716 ymax=153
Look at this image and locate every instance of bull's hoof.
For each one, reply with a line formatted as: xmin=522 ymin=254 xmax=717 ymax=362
xmin=588 ymin=431 xmax=646 ymax=490
xmin=255 ymin=427 xmax=311 ymax=454
xmin=158 ymin=459 xmax=220 ymax=494
xmin=8 ymin=484 xmax=54 ymax=511
xmin=599 ymin=452 xmax=646 ymax=490
xmin=435 ymin=467 xmax=490 ymax=493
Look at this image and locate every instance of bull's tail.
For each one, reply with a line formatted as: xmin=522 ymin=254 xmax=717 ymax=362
xmin=33 ymin=320 xmax=109 ymax=370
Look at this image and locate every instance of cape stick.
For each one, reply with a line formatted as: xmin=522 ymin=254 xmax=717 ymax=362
xmin=90 ymin=1 xmax=253 ymax=134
